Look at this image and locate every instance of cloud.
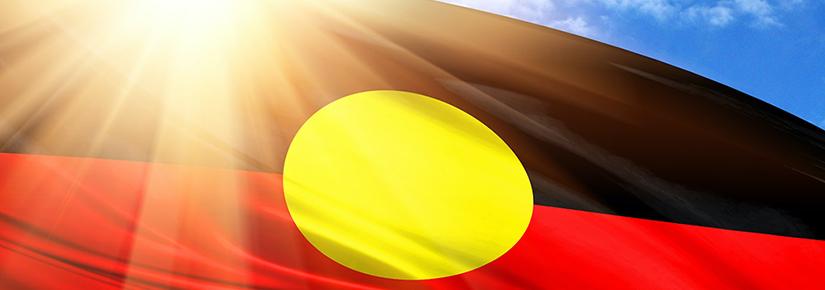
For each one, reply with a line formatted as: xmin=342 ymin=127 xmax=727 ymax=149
xmin=598 ymin=0 xmax=677 ymax=20
xmin=602 ymin=0 xmax=796 ymax=27
xmin=549 ymin=16 xmax=597 ymax=36
xmin=685 ymin=4 xmax=735 ymax=26
xmin=734 ymin=0 xmax=781 ymax=26
xmin=778 ymin=0 xmax=805 ymax=9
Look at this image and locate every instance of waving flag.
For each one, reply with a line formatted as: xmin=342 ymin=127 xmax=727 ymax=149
xmin=1 ymin=0 xmax=824 ymax=289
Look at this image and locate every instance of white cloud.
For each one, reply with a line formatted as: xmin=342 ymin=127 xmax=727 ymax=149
xmin=685 ymin=5 xmax=735 ymax=27
xmin=549 ymin=16 xmax=597 ymax=36
xmin=778 ymin=0 xmax=805 ymax=10
xmin=734 ymin=0 xmax=781 ymax=26
xmin=598 ymin=0 xmax=677 ymax=20
xmin=708 ymin=6 xmax=736 ymax=26
xmin=594 ymin=0 xmax=787 ymax=27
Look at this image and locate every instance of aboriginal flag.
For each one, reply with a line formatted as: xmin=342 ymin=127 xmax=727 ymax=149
xmin=1 ymin=1 xmax=824 ymax=289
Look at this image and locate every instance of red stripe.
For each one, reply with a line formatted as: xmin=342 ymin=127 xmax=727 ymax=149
xmin=0 ymin=153 xmax=822 ymax=289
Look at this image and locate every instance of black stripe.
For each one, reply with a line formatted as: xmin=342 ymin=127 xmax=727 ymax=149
xmin=327 ymin=1 xmax=825 ymax=239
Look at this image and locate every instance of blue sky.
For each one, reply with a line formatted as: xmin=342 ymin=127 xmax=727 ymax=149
xmin=441 ymin=0 xmax=825 ymax=128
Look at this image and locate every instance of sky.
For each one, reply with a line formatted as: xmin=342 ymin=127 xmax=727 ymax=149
xmin=440 ymin=0 xmax=825 ymax=129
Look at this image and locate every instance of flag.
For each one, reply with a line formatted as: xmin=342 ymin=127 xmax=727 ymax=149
xmin=0 ymin=0 xmax=823 ymax=289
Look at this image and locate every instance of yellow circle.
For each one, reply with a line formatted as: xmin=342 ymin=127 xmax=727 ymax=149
xmin=283 ymin=90 xmax=533 ymax=280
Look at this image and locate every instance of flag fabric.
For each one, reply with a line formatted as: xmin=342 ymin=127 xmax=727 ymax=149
xmin=0 ymin=1 xmax=824 ymax=289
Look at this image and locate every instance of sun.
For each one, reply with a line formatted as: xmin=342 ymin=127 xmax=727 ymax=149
xmin=283 ymin=90 xmax=534 ymax=280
